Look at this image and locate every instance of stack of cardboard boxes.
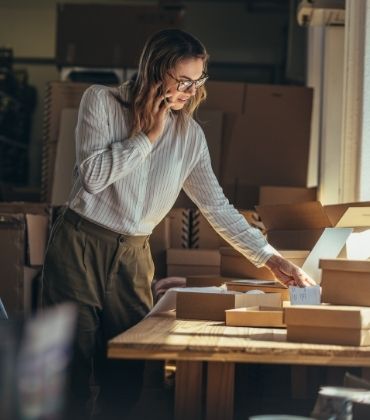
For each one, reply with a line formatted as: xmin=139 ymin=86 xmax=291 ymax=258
xmin=279 ymin=203 xmax=370 ymax=346
xmin=0 ymin=203 xmax=51 ymax=317
xmin=174 ymin=201 xmax=370 ymax=340
xmin=285 ymin=258 xmax=370 ymax=346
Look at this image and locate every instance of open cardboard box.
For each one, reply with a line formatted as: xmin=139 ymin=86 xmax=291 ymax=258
xmin=226 ymin=280 xmax=290 ymax=301
xmin=176 ymin=289 xmax=281 ymax=321
xmin=256 ymin=201 xmax=370 ymax=250
xmin=285 ymin=304 xmax=370 ymax=346
xmin=186 ymin=224 xmax=351 ymax=294
xmin=226 ymin=306 xmax=285 ymax=328
xmin=220 ymin=247 xmax=309 ymax=280
xmin=320 ymin=259 xmax=370 ymax=306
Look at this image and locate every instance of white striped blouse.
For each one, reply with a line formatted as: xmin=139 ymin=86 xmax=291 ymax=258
xmin=68 ymin=83 xmax=275 ymax=267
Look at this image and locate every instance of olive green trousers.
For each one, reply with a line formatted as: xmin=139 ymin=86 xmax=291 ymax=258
xmin=42 ymin=208 xmax=154 ymax=420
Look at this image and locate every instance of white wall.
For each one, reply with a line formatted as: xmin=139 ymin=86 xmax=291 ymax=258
xmin=319 ymin=26 xmax=345 ymax=204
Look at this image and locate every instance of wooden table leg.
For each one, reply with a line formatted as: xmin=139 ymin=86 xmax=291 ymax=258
xmin=206 ymin=361 xmax=235 ymax=420
xmin=175 ymin=361 xmax=204 ymax=420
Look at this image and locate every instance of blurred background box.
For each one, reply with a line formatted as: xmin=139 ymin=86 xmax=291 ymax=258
xmin=259 ymin=186 xmax=317 ymax=205
xmin=166 ymin=248 xmax=220 ymax=277
xmin=0 ymin=203 xmax=50 ymax=317
xmin=56 ymin=3 xmax=184 ymax=68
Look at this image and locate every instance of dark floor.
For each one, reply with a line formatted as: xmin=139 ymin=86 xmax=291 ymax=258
xmin=125 ymin=362 xmax=360 ymax=420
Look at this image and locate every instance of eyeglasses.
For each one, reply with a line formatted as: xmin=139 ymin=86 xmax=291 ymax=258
xmin=168 ymin=72 xmax=209 ymax=92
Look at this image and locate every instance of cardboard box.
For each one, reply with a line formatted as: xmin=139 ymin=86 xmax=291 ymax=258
xmin=285 ymin=305 xmax=370 ymax=346
xmin=186 ymin=275 xmax=228 ymax=288
xmin=226 ymin=280 xmax=290 ymax=301
xmin=256 ymin=201 xmax=370 ymax=250
xmin=56 ymin=4 xmax=183 ymax=67
xmin=259 ymin=186 xmax=317 ymax=205
xmin=220 ymin=247 xmax=309 ymax=279
xmin=320 ymin=259 xmax=370 ymax=306
xmin=0 ymin=204 xmax=50 ymax=317
xmin=166 ymin=249 xmax=220 ymax=277
xmin=221 ymin=84 xmax=313 ymax=187
xmin=42 ymin=81 xmax=91 ymax=202
xmin=285 ymin=304 xmax=370 ymax=329
xmin=176 ymin=290 xmax=281 ymax=321
xmin=226 ymin=306 xmax=285 ymax=328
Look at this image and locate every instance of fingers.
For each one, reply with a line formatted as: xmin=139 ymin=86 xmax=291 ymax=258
xmin=153 ymin=93 xmax=172 ymax=114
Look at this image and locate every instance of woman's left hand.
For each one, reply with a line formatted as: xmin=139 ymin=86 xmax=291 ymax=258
xmin=264 ymin=254 xmax=316 ymax=287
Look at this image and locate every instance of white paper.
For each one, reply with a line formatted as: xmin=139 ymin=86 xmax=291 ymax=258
xmin=301 ymin=227 xmax=353 ymax=283
xmin=289 ymin=285 xmax=321 ymax=305
xmin=346 ymin=229 xmax=370 ymax=259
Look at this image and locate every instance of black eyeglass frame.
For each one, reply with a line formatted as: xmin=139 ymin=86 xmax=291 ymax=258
xmin=168 ymin=72 xmax=209 ymax=92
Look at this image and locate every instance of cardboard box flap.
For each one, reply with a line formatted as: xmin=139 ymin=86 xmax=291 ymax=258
xmin=26 ymin=214 xmax=49 ymax=266
xmin=336 ymin=207 xmax=370 ymax=228
xmin=167 ymin=249 xmax=220 ymax=266
xmin=256 ymin=202 xmax=332 ymax=231
xmin=319 ymin=258 xmax=370 ymax=272
xmin=324 ymin=201 xmax=370 ymax=226
xmin=285 ymin=305 xmax=370 ymax=329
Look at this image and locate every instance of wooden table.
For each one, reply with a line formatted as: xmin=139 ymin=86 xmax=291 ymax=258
xmin=108 ymin=312 xmax=370 ymax=420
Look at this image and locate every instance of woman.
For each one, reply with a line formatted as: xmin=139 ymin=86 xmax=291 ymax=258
xmin=42 ymin=28 xmax=315 ymax=419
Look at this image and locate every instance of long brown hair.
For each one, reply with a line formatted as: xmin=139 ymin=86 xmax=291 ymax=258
xmin=128 ymin=29 xmax=209 ymax=137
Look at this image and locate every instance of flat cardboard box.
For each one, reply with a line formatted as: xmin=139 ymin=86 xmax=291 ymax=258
xmin=226 ymin=280 xmax=290 ymax=301
xmin=226 ymin=306 xmax=285 ymax=328
xmin=42 ymin=81 xmax=91 ymax=201
xmin=287 ymin=325 xmax=370 ymax=346
xmin=51 ymin=108 xmax=79 ymax=205
xmin=259 ymin=186 xmax=317 ymax=205
xmin=167 ymin=248 xmax=220 ymax=277
xmin=186 ymin=275 xmax=228 ymax=288
xmin=221 ymin=84 xmax=313 ymax=187
xmin=256 ymin=201 xmax=370 ymax=250
xmin=320 ymin=259 xmax=370 ymax=306
xmin=220 ymin=247 xmax=309 ymax=279
xmin=176 ymin=290 xmax=281 ymax=321
xmin=285 ymin=304 xmax=370 ymax=329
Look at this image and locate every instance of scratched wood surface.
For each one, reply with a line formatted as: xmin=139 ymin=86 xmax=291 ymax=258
xmin=108 ymin=311 xmax=370 ymax=366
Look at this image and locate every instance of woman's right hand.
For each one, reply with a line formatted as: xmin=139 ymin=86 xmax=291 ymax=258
xmin=146 ymin=83 xmax=172 ymax=143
